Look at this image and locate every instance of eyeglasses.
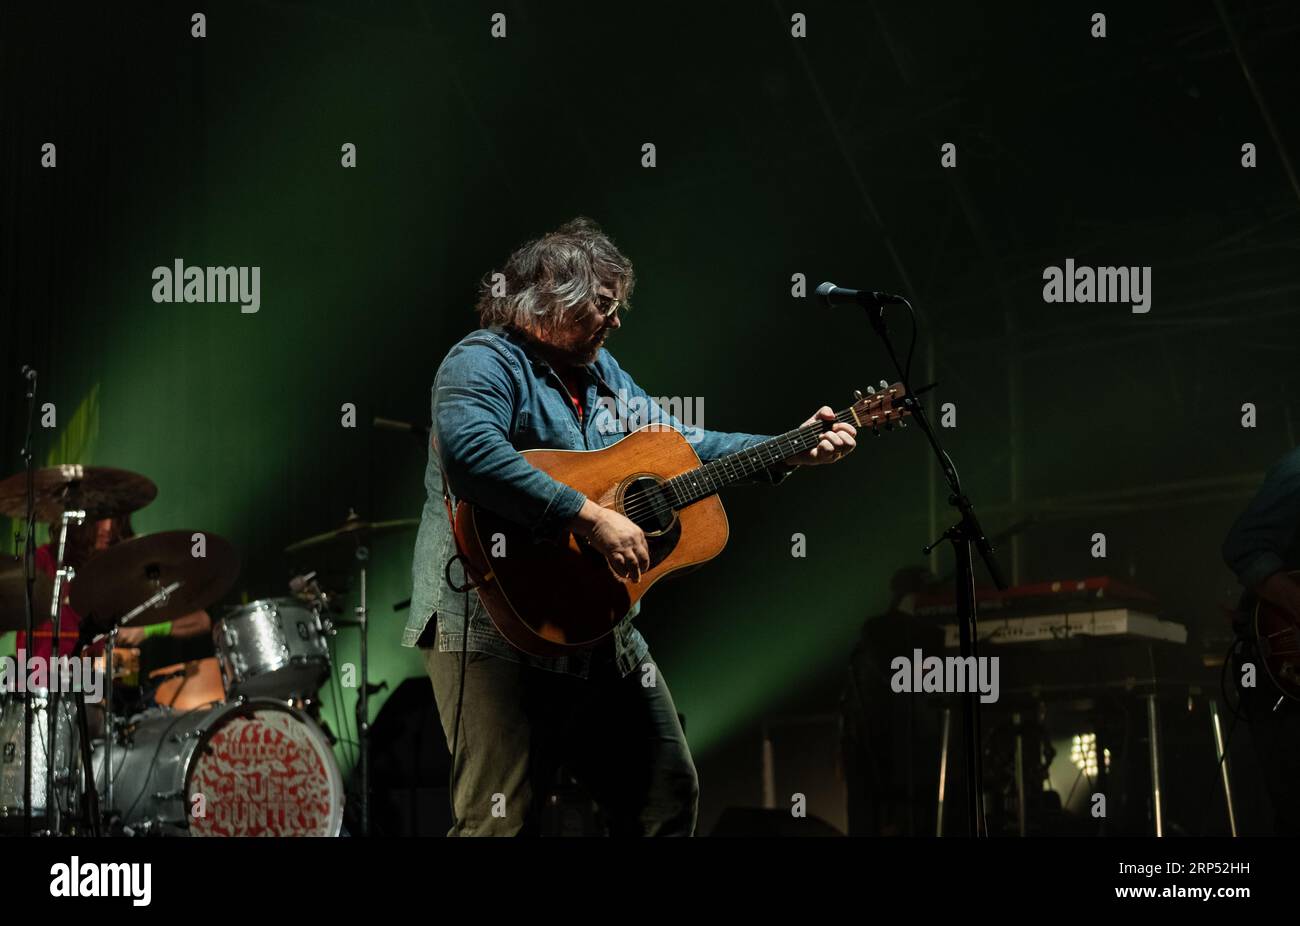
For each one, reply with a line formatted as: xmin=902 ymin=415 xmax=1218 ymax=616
xmin=592 ymin=293 xmax=622 ymax=321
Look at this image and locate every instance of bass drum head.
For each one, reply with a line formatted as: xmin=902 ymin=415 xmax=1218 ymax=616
xmin=186 ymin=699 xmax=343 ymax=837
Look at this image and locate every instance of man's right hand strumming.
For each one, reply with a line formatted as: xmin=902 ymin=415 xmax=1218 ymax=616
xmin=571 ymin=498 xmax=650 ymax=582
xmin=1257 ymin=571 xmax=1300 ymax=624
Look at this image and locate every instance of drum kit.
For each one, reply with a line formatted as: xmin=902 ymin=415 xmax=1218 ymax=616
xmin=0 ymin=464 xmax=415 ymax=838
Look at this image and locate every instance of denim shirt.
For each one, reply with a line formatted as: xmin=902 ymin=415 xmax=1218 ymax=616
xmin=1223 ymin=445 xmax=1300 ymax=605
xmin=403 ymin=326 xmax=794 ymax=678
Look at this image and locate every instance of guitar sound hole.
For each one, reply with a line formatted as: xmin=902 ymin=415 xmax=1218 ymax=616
xmin=623 ymin=476 xmax=674 ymax=534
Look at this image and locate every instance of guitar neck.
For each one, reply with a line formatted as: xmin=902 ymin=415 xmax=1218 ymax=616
xmin=662 ymin=389 xmax=906 ymax=509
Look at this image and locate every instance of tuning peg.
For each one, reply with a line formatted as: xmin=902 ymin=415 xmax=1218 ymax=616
xmin=878 ymin=379 xmax=888 ymax=390
xmin=853 ymin=389 xmax=863 ymax=401
xmin=866 ymin=385 xmax=877 ymax=395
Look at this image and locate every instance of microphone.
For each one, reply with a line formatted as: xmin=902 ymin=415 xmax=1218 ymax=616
xmin=20 ymin=365 xmax=37 ymax=400
xmin=815 ymin=282 xmax=907 ymax=309
xmin=373 ymin=416 xmax=428 ymax=439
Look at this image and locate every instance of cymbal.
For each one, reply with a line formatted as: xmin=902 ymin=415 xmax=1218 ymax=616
xmin=70 ymin=530 xmax=240 ymax=630
xmin=285 ymin=510 xmax=419 ymax=554
xmin=0 ymin=555 xmax=55 ymax=633
xmin=0 ymin=465 xmax=157 ymax=522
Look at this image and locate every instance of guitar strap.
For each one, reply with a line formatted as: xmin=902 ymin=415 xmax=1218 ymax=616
xmin=437 ymin=452 xmax=455 ymax=531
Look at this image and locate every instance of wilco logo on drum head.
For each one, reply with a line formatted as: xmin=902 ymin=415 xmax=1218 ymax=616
xmin=189 ymin=707 xmax=341 ymax=837
xmin=98 ymin=700 xmax=344 ymax=838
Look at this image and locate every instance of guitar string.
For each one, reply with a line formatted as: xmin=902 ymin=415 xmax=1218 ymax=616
xmin=616 ymin=406 xmax=902 ymax=524
xmin=618 ymin=415 xmax=856 ymax=522
xmin=613 ymin=393 xmax=908 ymax=524
xmin=617 ymin=408 xmax=897 ymax=522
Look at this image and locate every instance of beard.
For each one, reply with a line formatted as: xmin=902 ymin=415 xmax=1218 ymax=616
xmin=558 ymin=329 xmax=608 ymax=366
xmin=524 ymin=322 xmax=610 ymax=368
xmin=580 ymin=331 xmax=608 ymax=363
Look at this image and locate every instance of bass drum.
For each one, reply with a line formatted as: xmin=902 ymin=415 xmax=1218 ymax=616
xmin=95 ymin=699 xmax=343 ymax=836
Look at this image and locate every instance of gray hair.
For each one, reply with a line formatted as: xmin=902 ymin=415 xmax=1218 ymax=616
xmin=476 ymin=216 xmax=635 ymax=333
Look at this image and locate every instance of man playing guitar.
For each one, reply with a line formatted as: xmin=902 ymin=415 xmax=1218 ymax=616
xmin=404 ymin=217 xmax=858 ymax=836
xmin=1223 ymin=444 xmax=1300 ymax=833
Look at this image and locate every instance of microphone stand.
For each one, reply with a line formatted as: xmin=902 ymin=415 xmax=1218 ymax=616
xmin=357 ymin=555 xmax=369 ymax=837
xmin=860 ymin=299 xmax=1007 ymax=837
xmin=19 ymin=366 xmax=37 ymax=836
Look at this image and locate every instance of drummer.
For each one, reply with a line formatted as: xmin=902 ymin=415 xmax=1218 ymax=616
xmin=16 ymin=515 xmax=212 ymax=662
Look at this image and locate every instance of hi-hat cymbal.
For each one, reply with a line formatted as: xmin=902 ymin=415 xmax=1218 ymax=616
xmin=0 ymin=556 xmax=55 ymax=633
xmin=0 ymin=465 xmax=157 ymax=522
xmin=285 ymin=510 xmax=418 ymax=554
xmin=70 ymin=530 xmax=240 ymax=630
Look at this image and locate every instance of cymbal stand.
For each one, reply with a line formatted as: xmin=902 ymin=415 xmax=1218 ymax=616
xmin=102 ymin=626 xmax=117 ymax=817
xmin=101 ymin=579 xmax=182 ymax=822
xmin=44 ymin=506 xmax=85 ymax=834
xmin=329 ymin=542 xmax=373 ymax=836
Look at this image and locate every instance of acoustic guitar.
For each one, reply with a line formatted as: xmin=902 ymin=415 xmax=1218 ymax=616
xmin=1254 ymin=571 xmax=1300 ymax=700
xmin=453 ymin=383 xmax=913 ymax=657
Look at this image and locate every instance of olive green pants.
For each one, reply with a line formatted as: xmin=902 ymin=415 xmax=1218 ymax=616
xmin=422 ymin=647 xmax=698 ymax=836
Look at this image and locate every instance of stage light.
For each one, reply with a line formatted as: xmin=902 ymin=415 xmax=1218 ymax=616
xmin=1070 ymin=733 xmax=1111 ymax=779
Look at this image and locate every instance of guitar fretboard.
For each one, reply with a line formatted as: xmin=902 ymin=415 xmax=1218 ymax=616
xmin=662 ymin=406 xmax=866 ymax=509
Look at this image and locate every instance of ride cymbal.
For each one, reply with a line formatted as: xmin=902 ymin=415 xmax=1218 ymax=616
xmin=284 ymin=510 xmax=418 ymax=554
xmin=70 ymin=530 xmax=240 ymax=630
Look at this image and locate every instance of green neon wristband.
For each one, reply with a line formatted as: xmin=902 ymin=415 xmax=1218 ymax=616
xmin=142 ymin=621 xmax=173 ymax=639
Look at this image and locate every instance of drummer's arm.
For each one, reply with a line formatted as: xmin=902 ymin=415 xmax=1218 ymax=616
xmin=114 ymin=610 xmax=211 ymax=645
xmin=170 ymin=609 xmax=212 ymax=638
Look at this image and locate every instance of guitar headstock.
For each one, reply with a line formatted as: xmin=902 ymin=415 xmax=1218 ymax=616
xmin=850 ymin=380 xmax=912 ymax=433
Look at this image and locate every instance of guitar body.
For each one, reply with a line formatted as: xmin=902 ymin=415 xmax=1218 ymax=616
xmin=453 ymin=426 xmax=729 ymax=657
xmin=1254 ymin=570 xmax=1300 ymax=701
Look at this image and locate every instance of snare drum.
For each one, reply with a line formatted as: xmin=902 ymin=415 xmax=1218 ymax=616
xmin=94 ymin=699 xmax=343 ymax=836
xmin=213 ymin=598 xmax=330 ymax=699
